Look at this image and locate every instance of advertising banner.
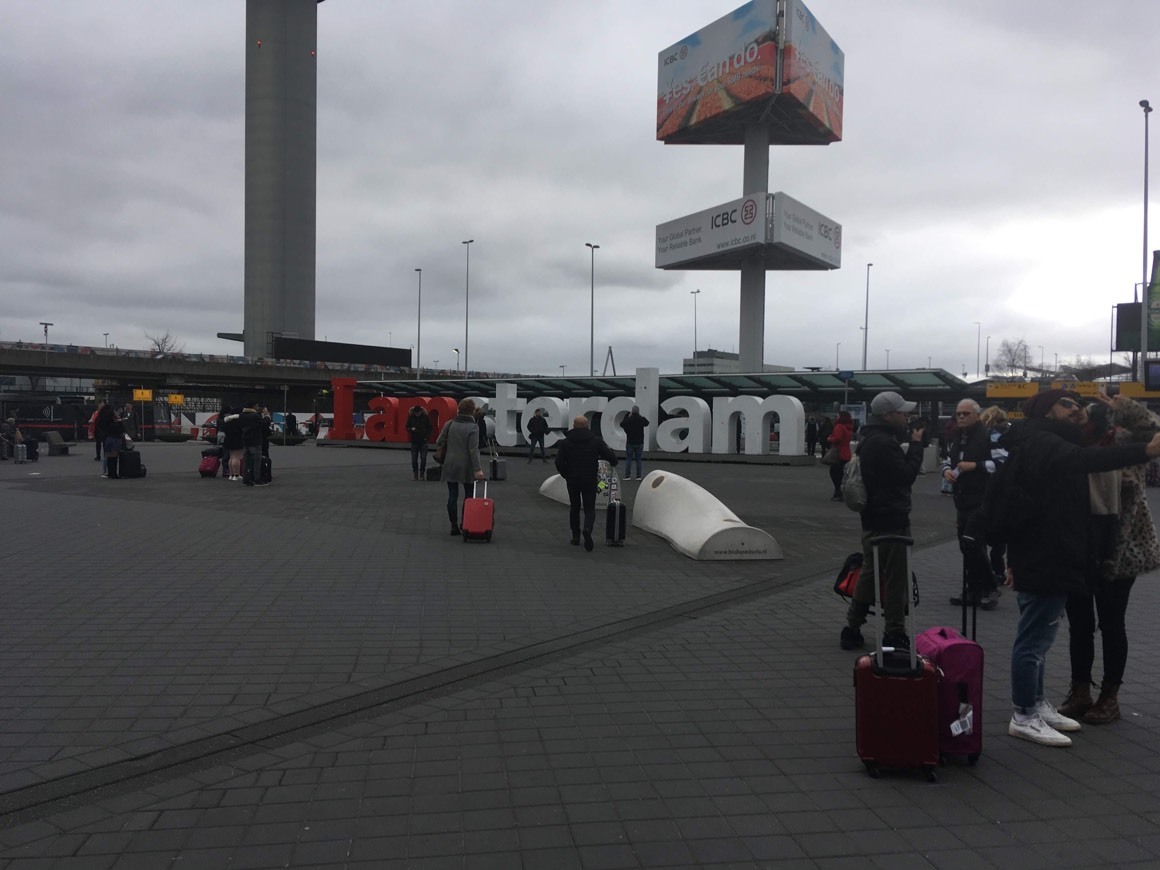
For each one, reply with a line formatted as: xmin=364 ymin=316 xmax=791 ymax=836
xmin=656 ymin=195 xmax=770 ymax=268
xmin=770 ymin=193 xmax=841 ymax=268
xmin=656 ymin=0 xmax=779 ymax=142
xmin=781 ymin=0 xmax=845 ymax=142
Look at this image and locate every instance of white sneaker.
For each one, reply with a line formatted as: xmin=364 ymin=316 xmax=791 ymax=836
xmin=1036 ymin=699 xmax=1082 ymax=732
xmin=1009 ymin=714 xmax=1072 ymax=747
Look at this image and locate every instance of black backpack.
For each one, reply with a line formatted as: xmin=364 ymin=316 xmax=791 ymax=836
xmin=981 ymin=447 xmax=1036 ymax=545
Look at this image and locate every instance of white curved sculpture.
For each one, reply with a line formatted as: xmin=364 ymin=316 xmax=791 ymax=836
xmin=632 ymin=470 xmax=782 ymax=560
xmin=539 ymin=473 xmax=569 ymax=506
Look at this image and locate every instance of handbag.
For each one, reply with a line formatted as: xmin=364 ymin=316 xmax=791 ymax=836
xmin=433 ymin=442 xmax=447 ymax=464
xmin=820 ymin=446 xmax=840 ymax=466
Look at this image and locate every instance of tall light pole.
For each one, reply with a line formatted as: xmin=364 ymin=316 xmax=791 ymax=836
xmin=885 ymin=348 xmax=891 ymax=369
xmin=1141 ymin=99 xmax=1152 ymax=377
xmin=690 ymin=288 xmax=701 ymax=355
xmin=1055 ymin=352 xmax=1059 ymax=372
xmin=462 ymin=240 xmax=473 ymax=373
xmin=835 ymin=341 xmax=841 ymax=370
xmin=973 ymin=321 xmax=981 ymax=377
xmin=103 ymin=332 xmax=109 ymax=348
xmin=559 ymin=365 xmax=566 ymax=377
xmin=40 ymin=321 xmax=53 ymax=366
xmin=452 ymin=347 xmax=460 ymax=372
xmin=862 ymin=263 xmax=873 ymax=370
xmin=585 ymin=243 xmax=599 ymax=375
xmin=1038 ymin=345 xmax=1045 ymax=371
xmin=985 ymin=335 xmax=991 ymax=376
xmin=414 ymin=268 xmax=422 ymax=373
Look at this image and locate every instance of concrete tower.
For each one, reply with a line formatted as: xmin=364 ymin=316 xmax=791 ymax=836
xmin=243 ymin=0 xmax=323 ymax=358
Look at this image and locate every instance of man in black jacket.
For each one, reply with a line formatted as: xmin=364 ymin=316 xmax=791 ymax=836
xmin=526 ymin=408 xmax=549 ymax=463
xmin=620 ymin=406 xmax=649 ymax=480
xmin=943 ymin=399 xmax=1000 ymax=609
xmin=555 ymin=416 xmax=617 ymax=551
xmin=238 ymin=400 xmax=265 ymax=486
xmin=1001 ymin=389 xmax=1160 ymax=746
xmin=839 ymin=392 xmax=925 ymax=651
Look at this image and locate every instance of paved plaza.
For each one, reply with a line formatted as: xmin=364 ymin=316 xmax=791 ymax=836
xmin=2 ymin=441 xmax=1159 ymax=868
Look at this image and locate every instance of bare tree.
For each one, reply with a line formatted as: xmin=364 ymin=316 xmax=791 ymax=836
xmin=990 ymin=338 xmax=1031 ymax=377
xmin=145 ymin=331 xmax=185 ymax=355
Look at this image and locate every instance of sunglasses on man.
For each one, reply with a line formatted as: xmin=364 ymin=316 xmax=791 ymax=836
xmin=1056 ymin=398 xmax=1081 ymax=410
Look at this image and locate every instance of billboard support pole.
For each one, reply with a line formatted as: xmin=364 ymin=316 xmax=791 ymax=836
xmin=739 ymin=125 xmax=770 ymax=373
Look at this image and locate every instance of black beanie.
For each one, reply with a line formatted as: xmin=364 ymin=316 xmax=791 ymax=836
xmin=1022 ymin=388 xmax=1082 ymax=419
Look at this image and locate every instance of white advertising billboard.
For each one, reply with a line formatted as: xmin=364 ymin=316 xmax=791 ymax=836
xmin=656 ymin=0 xmax=779 ymax=143
xmin=782 ymin=0 xmax=845 ymax=142
xmin=656 ymin=195 xmax=770 ymax=269
xmin=771 ymin=192 xmax=841 ymax=268
xmin=656 ymin=192 xmax=840 ymax=270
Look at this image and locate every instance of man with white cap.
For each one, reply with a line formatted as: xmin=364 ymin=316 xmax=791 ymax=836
xmin=839 ymin=391 xmax=926 ymax=651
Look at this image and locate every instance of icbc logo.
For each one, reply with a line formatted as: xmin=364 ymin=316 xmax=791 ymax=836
xmin=679 ymin=45 xmax=688 ymax=60
xmin=741 ymin=199 xmax=757 ymax=225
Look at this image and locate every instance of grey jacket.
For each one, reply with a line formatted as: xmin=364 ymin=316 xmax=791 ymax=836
xmin=436 ymin=414 xmax=482 ymax=484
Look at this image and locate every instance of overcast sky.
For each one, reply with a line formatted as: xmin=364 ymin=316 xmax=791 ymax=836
xmin=2 ymin=0 xmax=1157 ymax=378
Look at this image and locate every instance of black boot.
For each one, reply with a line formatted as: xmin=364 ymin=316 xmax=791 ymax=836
xmin=447 ymin=505 xmax=459 ymax=535
xmin=107 ymin=456 xmax=120 ymax=479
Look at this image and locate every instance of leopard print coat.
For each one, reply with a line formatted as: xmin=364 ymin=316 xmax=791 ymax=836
xmin=1109 ymin=398 xmax=1160 ymax=581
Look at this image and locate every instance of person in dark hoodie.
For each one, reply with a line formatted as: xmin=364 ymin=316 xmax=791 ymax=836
xmin=555 ymin=415 xmax=618 ymax=551
xmin=999 ymin=388 xmax=1160 ymax=747
xmin=838 ymin=392 xmax=925 ymax=652
xmin=238 ymin=400 xmax=265 ymax=486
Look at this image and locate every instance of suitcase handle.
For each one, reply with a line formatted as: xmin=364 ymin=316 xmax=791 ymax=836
xmin=473 ymin=480 xmax=488 ymax=499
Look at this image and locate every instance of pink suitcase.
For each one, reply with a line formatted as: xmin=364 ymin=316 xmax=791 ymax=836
xmin=916 ymin=626 xmax=984 ymax=765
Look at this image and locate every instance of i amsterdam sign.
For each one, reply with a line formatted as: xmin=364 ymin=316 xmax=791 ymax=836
xmin=328 ymin=368 xmax=807 ymax=457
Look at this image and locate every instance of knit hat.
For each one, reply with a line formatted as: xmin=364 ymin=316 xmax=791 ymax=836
xmin=1022 ymin=388 xmax=1082 ymax=419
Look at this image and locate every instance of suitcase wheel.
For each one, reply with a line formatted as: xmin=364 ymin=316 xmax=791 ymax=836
xmin=863 ymin=762 xmax=879 ymax=779
xmin=485 ymin=531 xmax=492 ymax=542
xmin=924 ymin=766 xmax=938 ymax=783
xmin=967 ymin=753 xmax=979 ymax=767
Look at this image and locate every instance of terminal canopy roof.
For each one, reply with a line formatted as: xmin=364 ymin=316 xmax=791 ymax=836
xmin=358 ymin=369 xmax=971 ymax=406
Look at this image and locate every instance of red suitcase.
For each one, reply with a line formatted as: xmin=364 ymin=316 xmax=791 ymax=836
xmin=461 ymin=480 xmax=494 ymax=542
xmin=853 ymin=534 xmax=939 ymax=781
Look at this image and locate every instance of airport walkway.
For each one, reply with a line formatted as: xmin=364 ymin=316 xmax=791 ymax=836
xmin=1 ymin=442 xmax=1158 ymax=868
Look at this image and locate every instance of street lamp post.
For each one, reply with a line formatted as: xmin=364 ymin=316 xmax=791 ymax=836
xmin=1055 ymin=352 xmax=1059 ymax=372
xmin=1038 ymin=345 xmax=1045 ymax=372
xmin=40 ymin=322 xmax=53 ymax=366
xmin=1141 ymin=100 xmax=1153 ymax=375
xmin=462 ymin=240 xmax=473 ymax=373
xmin=985 ymin=335 xmax=991 ymax=376
xmin=862 ymin=263 xmax=873 ymax=370
xmin=835 ymin=341 xmax=841 ymax=370
xmin=586 ymin=243 xmax=599 ymax=375
xmin=103 ymin=332 xmax=109 ymax=348
xmin=973 ymin=321 xmax=981 ymax=377
xmin=452 ymin=348 xmax=460 ymax=372
xmin=885 ymin=348 xmax=891 ymax=369
xmin=690 ymin=288 xmax=701 ymax=355
xmin=414 ymin=268 xmax=422 ymax=373
xmin=559 ymin=365 xmax=566 ymax=377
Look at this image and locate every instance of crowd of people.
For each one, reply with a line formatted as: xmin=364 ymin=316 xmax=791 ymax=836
xmin=828 ymin=388 xmax=1160 ymax=749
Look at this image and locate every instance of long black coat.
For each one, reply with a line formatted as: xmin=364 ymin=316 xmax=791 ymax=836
xmin=1002 ymin=418 xmax=1149 ymax=597
xmin=555 ymin=428 xmax=616 ymax=487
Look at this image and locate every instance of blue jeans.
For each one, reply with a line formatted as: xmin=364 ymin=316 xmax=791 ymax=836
xmin=625 ymin=444 xmax=643 ymax=478
xmin=1011 ymin=591 xmax=1068 ymax=713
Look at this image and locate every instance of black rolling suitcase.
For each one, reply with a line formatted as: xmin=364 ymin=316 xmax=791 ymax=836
xmin=260 ymin=455 xmax=273 ymax=484
xmin=489 ymin=445 xmax=507 ymax=481
xmin=605 ymin=474 xmax=626 ymax=546
xmin=24 ymin=437 xmax=39 ymax=462
xmin=118 ymin=450 xmax=146 ymax=478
